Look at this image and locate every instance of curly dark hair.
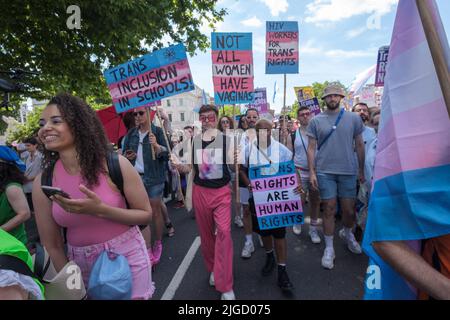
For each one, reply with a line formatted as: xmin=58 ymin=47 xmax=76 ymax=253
xmin=41 ymin=93 xmax=110 ymax=187
xmin=0 ymin=162 xmax=25 ymax=193
xmin=217 ymin=115 xmax=235 ymax=132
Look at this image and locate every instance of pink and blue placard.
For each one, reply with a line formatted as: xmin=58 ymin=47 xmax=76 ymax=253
xmin=212 ymin=32 xmax=254 ymax=105
xmin=266 ymin=21 xmax=299 ymax=74
xmin=104 ymin=43 xmax=194 ymax=114
xmin=249 ymin=160 xmax=303 ymax=230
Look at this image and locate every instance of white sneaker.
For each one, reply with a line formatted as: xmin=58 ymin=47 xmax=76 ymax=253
xmin=241 ymin=241 xmax=255 ymax=258
xmin=321 ymin=247 xmax=335 ymax=269
xmin=339 ymin=229 xmax=362 ymax=254
xmin=234 ymin=215 xmax=244 ymax=228
xmin=209 ymin=273 xmax=215 ymax=287
xmin=309 ymin=228 xmax=321 ymax=244
xmin=221 ymin=290 xmax=236 ymax=300
xmin=293 ymin=224 xmax=302 ymax=235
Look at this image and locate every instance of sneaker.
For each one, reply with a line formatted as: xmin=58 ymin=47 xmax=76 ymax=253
xmin=339 ymin=229 xmax=362 ymax=254
xmin=241 ymin=241 xmax=255 ymax=259
xmin=321 ymin=247 xmax=335 ymax=269
xmin=152 ymin=241 xmax=163 ymax=265
xmin=277 ymin=267 xmax=294 ymax=291
xmin=309 ymin=228 xmax=321 ymax=244
xmin=292 ymin=224 xmax=302 ymax=235
xmin=234 ymin=215 xmax=244 ymax=228
xmin=261 ymin=252 xmax=276 ymax=276
xmin=209 ymin=273 xmax=215 ymax=287
xmin=221 ymin=290 xmax=236 ymax=300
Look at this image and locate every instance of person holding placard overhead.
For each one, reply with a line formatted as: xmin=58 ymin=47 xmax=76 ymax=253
xmin=173 ymin=105 xmax=237 ymax=300
xmin=122 ymin=106 xmax=169 ymax=266
xmin=306 ymin=84 xmax=365 ymax=270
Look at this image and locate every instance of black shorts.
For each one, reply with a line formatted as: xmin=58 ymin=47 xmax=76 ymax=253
xmin=249 ymin=197 xmax=286 ymax=239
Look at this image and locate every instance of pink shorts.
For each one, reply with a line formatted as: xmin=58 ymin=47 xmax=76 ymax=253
xmin=67 ymin=226 xmax=154 ymax=300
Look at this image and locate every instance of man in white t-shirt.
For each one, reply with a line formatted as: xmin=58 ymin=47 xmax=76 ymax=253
xmin=239 ymin=108 xmax=260 ymax=259
xmin=290 ymin=106 xmax=321 ymax=243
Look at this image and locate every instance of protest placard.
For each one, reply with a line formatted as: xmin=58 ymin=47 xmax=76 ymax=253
xmin=104 ymin=44 xmax=194 ymax=114
xmin=266 ymin=21 xmax=299 ymax=74
xmin=294 ymin=86 xmax=321 ymax=115
xmin=300 ymin=98 xmax=321 ymax=116
xmin=247 ymin=88 xmax=268 ymax=114
xmin=212 ymin=32 xmax=254 ymax=105
xmin=375 ymin=46 xmax=389 ymax=87
xmin=294 ymin=86 xmax=314 ymax=101
xmin=249 ymin=160 xmax=303 ymax=230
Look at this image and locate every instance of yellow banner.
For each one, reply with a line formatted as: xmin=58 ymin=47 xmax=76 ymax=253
xmin=294 ymin=86 xmax=315 ymax=101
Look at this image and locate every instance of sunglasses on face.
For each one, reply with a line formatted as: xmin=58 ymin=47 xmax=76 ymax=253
xmin=134 ymin=111 xmax=146 ymax=117
xmin=199 ymin=114 xmax=216 ymax=122
xmin=221 ymin=119 xmax=230 ymax=124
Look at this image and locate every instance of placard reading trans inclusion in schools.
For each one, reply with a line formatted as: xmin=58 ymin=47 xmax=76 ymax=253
xmin=266 ymin=21 xmax=299 ymax=74
xmin=212 ymin=32 xmax=254 ymax=105
xmin=249 ymin=160 xmax=303 ymax=230
xmin=104 ymin=43 xmax=194 ymax=114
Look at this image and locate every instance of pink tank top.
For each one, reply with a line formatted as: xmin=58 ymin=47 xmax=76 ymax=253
xmin=51 ymin=160 xmax=130 ymax=246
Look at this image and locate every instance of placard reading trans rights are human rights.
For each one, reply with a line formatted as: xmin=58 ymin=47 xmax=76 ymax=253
xmin=104 ymin=44 xmax=195 ymax=114
xmin=249 ymin=160 xmax=303 ymax=230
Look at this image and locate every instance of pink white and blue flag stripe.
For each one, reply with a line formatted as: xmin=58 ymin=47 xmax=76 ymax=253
xmin=104 ymin=44 xmax=194 ymax=114
xmin=266 ymin=21 xmax=299 ymax=74
xmin=363 ymin=0 xmax=450 ymax=300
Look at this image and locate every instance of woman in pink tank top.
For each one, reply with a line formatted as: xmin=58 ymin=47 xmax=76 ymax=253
xmin=33 ymin=93 xmax=154 ymax=299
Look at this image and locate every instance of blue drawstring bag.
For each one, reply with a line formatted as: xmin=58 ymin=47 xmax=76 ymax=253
xmin=88 ymin=249 xmax=132 ymax=300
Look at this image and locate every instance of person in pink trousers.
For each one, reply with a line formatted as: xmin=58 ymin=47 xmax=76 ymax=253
xmin=172 ymin=105 xmax=236 ymax=300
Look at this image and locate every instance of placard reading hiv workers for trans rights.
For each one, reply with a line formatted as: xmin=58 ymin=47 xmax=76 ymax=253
xmin=266 ymin=21 xmax=299 ymax=74
xmin=249 ymin=160 xmax=303 ymax=230
xmin=104 ymin=43 xmax=194 ymax=114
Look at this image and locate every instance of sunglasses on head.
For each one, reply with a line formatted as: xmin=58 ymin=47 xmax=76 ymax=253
xmin=199 ymin=114 xmax=216 ymax=122
xmin=133 ymin=111 xmax=146 ymax=117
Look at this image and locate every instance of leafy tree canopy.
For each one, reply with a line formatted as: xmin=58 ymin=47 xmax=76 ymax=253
xmin=0 ymin=0 xmax=226 ymax=103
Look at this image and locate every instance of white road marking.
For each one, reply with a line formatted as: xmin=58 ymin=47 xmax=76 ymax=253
xmin=160 ymin=236 xmax=201 ymax=300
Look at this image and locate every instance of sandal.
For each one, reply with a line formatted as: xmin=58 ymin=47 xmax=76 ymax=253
xmin=166 ymin=222 xmax=175 ymax=237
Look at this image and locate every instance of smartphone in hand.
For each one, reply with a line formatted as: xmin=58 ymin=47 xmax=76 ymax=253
xmin=41 ymin=186 xmax=71 ymax=199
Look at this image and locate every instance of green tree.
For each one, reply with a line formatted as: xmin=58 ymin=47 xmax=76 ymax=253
xmin=5 ymin=105 xmax=45 ymax=144
xmin=219 ymin=105 xmax=243 ymax=118
xmin=0 ymin=1 xmax=226 ymax=103
xmin=312 ymin=81 xmax=347 ymax=108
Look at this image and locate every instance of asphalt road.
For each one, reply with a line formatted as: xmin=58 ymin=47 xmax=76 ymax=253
xmin=24 ymin=198 xmax=368 ymax=300
xmin=151 ymin=199 xmax=368 ymax=300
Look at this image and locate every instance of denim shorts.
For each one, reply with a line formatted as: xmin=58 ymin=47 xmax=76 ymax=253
xmin=141 ymin=178 xmax=165 ymax=199
xmin=67 ymin=226 xmax=154 ymax=300
xmin=316 ymin=173 xmax=357 ymax=200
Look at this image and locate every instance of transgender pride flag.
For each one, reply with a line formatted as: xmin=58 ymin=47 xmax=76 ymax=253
xmin=363 ymin=0 xmax=450 ymax=299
